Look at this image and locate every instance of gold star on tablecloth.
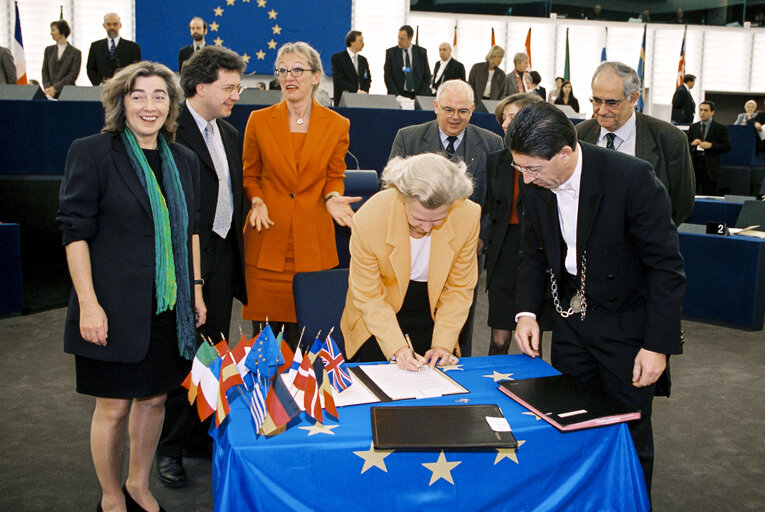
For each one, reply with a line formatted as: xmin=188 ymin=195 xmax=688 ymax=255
xmin=257 ymin=0 xmax=267 ymax=6
xmin=267 ymin=39 xmax=277 ymax=49
xmin=268 ymin=9 xmax=278 ymax=19
xmin=298 ymin=422 xmax=338 ymax=436
xmin=483 ymin=371 xmax=513 ymax=382
xmin=438 ymin=364 xmax=463 ymax=372
xmin=272 ymin=24 xmax=282 ymax=34
xmin=242 ymin=0 xmax=250 ymax=2
xmin=214 ymin=6 xmax=224 ymax=16
xmin=209 ymin=21 xmax=220 ymax=31
xmin=353 ymin=442 xmax=394 ymax=473
xmin=226 ymin=0 xmax=235 ymax=5
xmin=213 ymin=37 xmax=224 ymax=46
xmin=256 ymin=49 xmax=266 ymax=60
xmin=522 ymin=412 xmax=542 ymax=420
xmin=241 ymin=53 xmax=250 ymax=63
xmin=422 ymin=451 xmax=461 ymax=485
xmin=494 ymin=440 xmax=525 ymax=464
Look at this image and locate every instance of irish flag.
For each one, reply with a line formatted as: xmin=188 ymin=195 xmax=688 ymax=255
xmin=181 ymin=343 xmax=220 ymax=421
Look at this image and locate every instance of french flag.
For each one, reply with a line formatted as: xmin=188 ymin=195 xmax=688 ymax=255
xmin=12 ymin=2 xmax=27 ymax=84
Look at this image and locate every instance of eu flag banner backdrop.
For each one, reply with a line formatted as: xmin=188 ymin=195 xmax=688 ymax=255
xmin=136 ymin=0 xmax=351 ymax=74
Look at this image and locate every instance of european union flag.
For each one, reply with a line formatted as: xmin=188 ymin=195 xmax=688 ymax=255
xmin=136 ymin=0 xmax=351 ymax=73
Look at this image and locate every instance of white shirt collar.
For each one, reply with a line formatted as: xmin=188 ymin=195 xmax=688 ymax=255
xmin=186 ymin=99 xmax=213 ymax=135
xmin=598 ymin=110 xmax=636 ymax=146
xmin=553 ymin=143 xmax=583 ymax=197
xmin=440 ymin=57 xmax=451 ymax=65
xmin=110 ymin=36 xmax=121 ymax=46
xmin=347 ymin=48 xmax=357 ymax=59
xmin=438 ymin=126 xmax=465 ymax=147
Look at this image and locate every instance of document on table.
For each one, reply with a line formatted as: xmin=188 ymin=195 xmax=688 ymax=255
xmin=333 ymin=372 xmax=379 ymax=407
xmin=352 ymin=363 xmax=468 ymax=401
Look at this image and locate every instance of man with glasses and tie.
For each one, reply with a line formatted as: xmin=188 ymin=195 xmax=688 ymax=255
xmin=331 ymin=30 xmax=371 ymax=106
xmin=511 ymin=102 xmax=685 ymax=503
xmin=383 ymin=24 xmax=431 ymax=98
xmin=575 ymin=61 xmax=695 ymax=226
xmin=178 ymin=17 xmax=208 ymax=72
xmin=86 ymin=12 xmax=141 ymax=85
xmin=389 ymin=79 xmax=503 ymax=356
xmin=156 ymin=46 xmax=248 ymax=488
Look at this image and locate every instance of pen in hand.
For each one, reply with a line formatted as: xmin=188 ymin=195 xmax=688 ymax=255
xmin=405 ymin=334 xmax=422 ymax=372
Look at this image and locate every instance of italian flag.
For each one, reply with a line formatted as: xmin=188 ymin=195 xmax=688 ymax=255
xmin=181 ymin=343 xmax=220 ymax=421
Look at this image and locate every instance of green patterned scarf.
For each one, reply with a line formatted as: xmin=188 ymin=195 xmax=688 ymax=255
xmin=120 ymin=128 xmax=196 ymax=360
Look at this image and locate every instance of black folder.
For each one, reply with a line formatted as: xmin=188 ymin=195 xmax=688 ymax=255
xmin=499 ymin=375 xmax=641 ymax=432
xmin=371 ymin=404 xmax=517 ymax=450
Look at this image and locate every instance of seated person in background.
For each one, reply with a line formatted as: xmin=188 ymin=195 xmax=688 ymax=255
xmin=341 ymin=153 xmax=479 ymax=371
xmin=554 ymin=80 xmax=580 ymax=112
xmin=42 ymin=19 xmax=81 ymax=98
xmin=547 ymin=76 xmax=563 ymax=103
xmin=736 ymin=99 xmax=758 ymax=125
xmin=256 ymin=82 xmax=266 ymax=90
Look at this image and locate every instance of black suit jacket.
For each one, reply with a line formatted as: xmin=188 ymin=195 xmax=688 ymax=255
xmin=576 ymin=112 xmax=695 ymax=226
xmin=178 ymin=44 xmax=194 ymax=71
xmin=516 ymin=143 xmax=685 ymax=356
xmin=58 ymin=133 xmax=200 ymax=362
xmin=430 ymin=58 xmax=466 ymax=92
xmin=86 ymin=38 xmax=141 ymax=85
xmin=383 ymin=44 xmax=431 ymax=96
xmin=175 ymin=105 xmax=247 ymax=305
xmin=687 ymin=119 xmax=732 ymax=182
xmin=42 ymin=43 xmax=82 ymax=97
xmin=485 ymin=148 xmax=520 ymax=289
xmin=331 ymin=50 xmax=371 ymax=106
xmin=468 ymin=62 xmax=506 ymax=101
xmin=671 ymin=85 xmax=695 ymax=124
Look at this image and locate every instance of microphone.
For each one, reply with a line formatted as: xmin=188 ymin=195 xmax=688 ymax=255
xmin=346 ymin=150 xmax=360 ymax=170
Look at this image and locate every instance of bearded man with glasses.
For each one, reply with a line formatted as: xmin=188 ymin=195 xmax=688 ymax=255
xmin=389 ymin=79 xmax=503 ymax=357
xmin=576 ymin=61 xmax=695 ymax=226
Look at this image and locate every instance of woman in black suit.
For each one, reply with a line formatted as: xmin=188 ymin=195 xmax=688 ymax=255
xmin=41 ymin=19 xmax=81 ymax=98
xmin=57 ymin=61 xmax=205 ymax=512
xmin=554 ymin=80 xmax=580 ymax=113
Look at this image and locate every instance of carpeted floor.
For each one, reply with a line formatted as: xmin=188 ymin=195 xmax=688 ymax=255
xmin=1 ymin=277 xmax=763 ymax=511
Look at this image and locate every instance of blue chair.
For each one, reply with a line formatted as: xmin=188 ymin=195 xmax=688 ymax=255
xmin=335 ymin=169 xmax=380 ymax=268
xmin=292 ymin=268 xmax=349 ymax=356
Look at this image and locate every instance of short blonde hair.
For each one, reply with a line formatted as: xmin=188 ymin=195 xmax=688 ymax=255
xmin=485 ymin=45 xmax=505 ymax=63
xmin=275 ymin=41 xmax=323 ymax=95
xmin=382 ymin=153 xmax=473 ymax=209
xmin=100 ymin=61 xmax=179 ymax=142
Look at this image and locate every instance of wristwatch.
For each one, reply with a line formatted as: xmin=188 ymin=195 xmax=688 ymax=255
xmin=194 ymin=279 xmax=204 ymax=287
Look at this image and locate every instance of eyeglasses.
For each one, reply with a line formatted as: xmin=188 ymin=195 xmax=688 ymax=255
xmin=440 ymin=106 xmax=472 ymax=118
xmin=275 ymin=67 xmax=315 ymax=77
xmin=212 ymin=83 xmax=246 ymax=95
xmin=590 ymin=96 xmax=626 ymax=109
xmin=511 ymin=162 xmax=544 ymax=178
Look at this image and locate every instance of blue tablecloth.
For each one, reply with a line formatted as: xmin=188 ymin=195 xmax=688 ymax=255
xmin=212 ymin=355 xmax=649 ymax=511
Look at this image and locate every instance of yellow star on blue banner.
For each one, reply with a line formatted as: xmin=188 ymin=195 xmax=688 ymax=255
xmin=268 ymin=9 xmax=278 ymax=19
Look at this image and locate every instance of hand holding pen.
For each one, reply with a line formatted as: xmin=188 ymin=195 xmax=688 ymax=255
xmin=393 ymin=334 xmax=427 ymax=372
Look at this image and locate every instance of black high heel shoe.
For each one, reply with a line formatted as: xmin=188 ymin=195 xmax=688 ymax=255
xmin=123 ymin=485 xmax=166 ymax=512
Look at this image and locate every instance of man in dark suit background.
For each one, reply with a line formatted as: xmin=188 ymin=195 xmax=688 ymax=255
xmin=156 ymin=46 xmax=247 ymax=488
xmin=671 ymin=74 xmax=696 ymax=125
xmin=383 ymin=24 xmax=431 ymax=98
xmin=0 ymin=45 xmax=16 ymax=84
xmin=688 ymin=101 xmax=732 ymax=195
xmin=178 ymin=17 xmax=207 ymax=72
xmin=331 ymin=30 xmax=371 ymax=106
xmin=576 ymin=61 xmax=695 ymax=226
xmin=511 ymin=102 xmax=685 ymax=498
xmin=389 ymin=79 xmax=503 ymax=357
xmin=430 ymin=42 xmax=465 ymax=94
xmin=86 ymin=12 xmax=141 ymax=85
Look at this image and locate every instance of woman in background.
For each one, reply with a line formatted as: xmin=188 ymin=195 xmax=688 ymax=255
xmin=736 ymin=99 xmax=758 ymax=125
xmin=554 ymin=80 xmax=580 ymax=113
xmin=42 ymin=19 xmax=81 ymax=98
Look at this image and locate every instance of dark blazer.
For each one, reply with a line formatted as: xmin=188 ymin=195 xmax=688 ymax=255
xmin=86 ymin=37 xmax=141 ymax=85
xmin=516 ymin=142 xmax=686 ymax=356
xmin=533 ymin=86 xmax=546 ymax=101
xmin=576 ymin=112 xmax=695 ymax=226
xmin=383 ymin=44 xmax=431 ymax=96
xmin=57 ymin=133 xmax=200 ymax=363
xmin=671 ymin=84 xmax=695 ymax=124
xmin=388 ymin=119 xmax=504 ymax=237
xmin=503 ymin=69 xmax=526 ymax=96
xmin=178 ymin=44 xmax=196 ymax=71
xmin=687 ymin=119 xmax=732 ymax=183
xmin=331 ymin=50 xmax=371 ymax=106
xmin=42 ymin=43 xmax=82 ymax=97
xmin=484 ymin=148 xmax=519 ymax=289
xmin=430 ymin=58 xmax=466 ymax=92
xmin=175 ymin=105 xmax=247 ymax=304
xmin=468 ymin=62 xmax=506 ymax=101
xmin=0 ymin=46 xmax=15 ymax=84
xmin=554 ymin=95 xmax=580 ymax=113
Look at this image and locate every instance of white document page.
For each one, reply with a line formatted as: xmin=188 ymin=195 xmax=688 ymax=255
xmin=359 ymin=364 xmax=467 ymax=400
xmin=333 ymin=373 xmax=379 ymax=407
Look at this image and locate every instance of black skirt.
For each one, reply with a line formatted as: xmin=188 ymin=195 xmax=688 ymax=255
xmin=75 ymin=307 xmax=189 ymax=399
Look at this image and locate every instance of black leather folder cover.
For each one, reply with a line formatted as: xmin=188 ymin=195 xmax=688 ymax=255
xmin=371 ymin=404 xmax=517 ymax=450
xmin=499 ymin=375 xmax=641 ymax=432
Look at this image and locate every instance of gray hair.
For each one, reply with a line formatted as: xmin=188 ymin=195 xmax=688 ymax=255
xmin=275 ymin=42 xmax=323 ymax=95
xmin=382 ymin=154 xmax=473 ymax=209
xmin=592 ymin=61 xmax=641 ymax=99
xmin=435 ymin=79 xmax=474 ymax=105
xmin=745 ymin=99 xmax=757 ymax=109
xmin=485 ymin=45 xmax=505 ymax=63
xmin=513 ymin=52 xmax=529 ymax=65
xmin=103 ymin=12 xmax=120 ymax=23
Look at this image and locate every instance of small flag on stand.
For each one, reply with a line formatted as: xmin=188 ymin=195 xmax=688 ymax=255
xmin=277 ymin=328 xmax=294 ymax=373
xmin=319 ymin=368 xmax=338 ymax=420
xmin=182 ymin=342 xmax=220 ymax=420
xmin=318 ymin=335 xmax=352 ymax=392
xmin=260 ymin=373 xmax=301 ymax=436
xmin=293 ymin=351 xmax=322 ymax=422
xmin=244 ymin=324 xmax=282 ymax=385
xmin=249 ymin=379 xmax=267 ymax=432
xmin=232 ymin=333 xmax=255 ymax=390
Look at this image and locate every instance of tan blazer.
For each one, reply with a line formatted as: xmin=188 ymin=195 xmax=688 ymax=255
xmin=341 ymin=188 xmax=480 ymax=360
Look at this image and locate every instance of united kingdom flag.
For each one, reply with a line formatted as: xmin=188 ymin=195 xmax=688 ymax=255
xmin=318 ymin=335 xmax=352 ymax=392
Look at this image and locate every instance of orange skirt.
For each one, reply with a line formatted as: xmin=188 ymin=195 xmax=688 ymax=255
xmin=242 ymin=236 xmax=297 ymax=323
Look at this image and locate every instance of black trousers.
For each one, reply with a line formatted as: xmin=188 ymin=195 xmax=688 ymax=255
xmin=158 ymin=232 xmax=236 ymax=457
xmin=693 ymin=155 xmax=717 ymax=196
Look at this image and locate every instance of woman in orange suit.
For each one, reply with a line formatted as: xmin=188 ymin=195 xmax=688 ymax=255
xmin=242 ymin=42 xmax=359 ymax=337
